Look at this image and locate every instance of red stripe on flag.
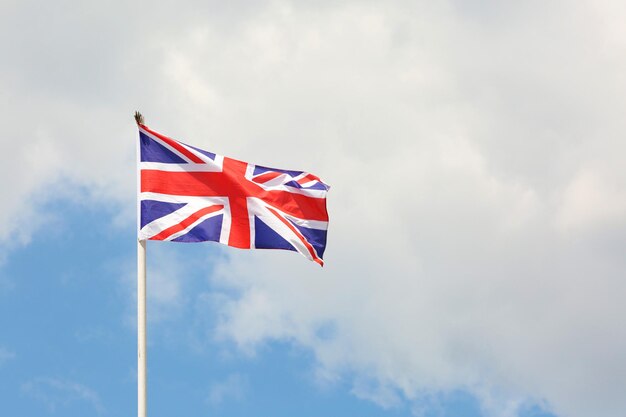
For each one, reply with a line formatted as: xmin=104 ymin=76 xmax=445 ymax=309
xmin=266 ymin=206 xmax=324 ymax=266
xmin=141 ymin=170 xmax=329 ymax=221
xmin=150 ymin=205 xmax=224 ymax=241
xmin=252 ymin=171 xmax=283 ymax=184
xmin=297 ymin=173 xmax=320 ymax=185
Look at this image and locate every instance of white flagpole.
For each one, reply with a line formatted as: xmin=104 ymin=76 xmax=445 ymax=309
xmin=138 ymin=238 xmax=147 ymax=417
xmin=135 ymin=111 xmax=147 ymax=417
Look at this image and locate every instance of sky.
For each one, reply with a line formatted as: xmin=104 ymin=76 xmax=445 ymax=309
xmin=1 ymin=1 xmax=625 ymax=416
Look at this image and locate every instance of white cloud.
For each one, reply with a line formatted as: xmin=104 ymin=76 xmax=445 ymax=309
xmin=147 ymin=250 xmax=184 ymax=318
xmin=2 ymin=1 xmax=626 ymax=417
xmin=352 ymin=378 xmax=403 ymax=409
xmin=119 ymin=244 xmax=188 ymax=327
xmin=557 ymin=167 xmax=626 ymax=232
xmin=0 ymin=347 xmax=16 ymax=366
xmin=207 ymin=373 xmax=248 ymax=406
xmin=21 ymin=377 xmax=104 ymax=414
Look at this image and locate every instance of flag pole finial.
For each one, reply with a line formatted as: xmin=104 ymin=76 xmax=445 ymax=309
xmin=134 ymin=111 xmax=145 ymax=126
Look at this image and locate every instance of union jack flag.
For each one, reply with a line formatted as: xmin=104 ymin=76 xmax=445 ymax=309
xmin=137 ymin=123 xmax=330 ymax=266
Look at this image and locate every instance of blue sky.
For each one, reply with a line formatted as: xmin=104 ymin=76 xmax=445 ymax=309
xmin=0 ymin=200 xmax=557 ymax=417
xmin=1 ymin=1 xmax=626 ymax=417
xmin=0 ymin=201 xmax=463 ymax=417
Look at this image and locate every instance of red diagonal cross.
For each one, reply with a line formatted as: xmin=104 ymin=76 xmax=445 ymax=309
xmin=141 ymin=157 xmax=328 ymax=248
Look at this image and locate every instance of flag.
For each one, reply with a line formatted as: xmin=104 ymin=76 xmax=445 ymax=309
xmin=137 ymin=123 xmax=330 ymax=266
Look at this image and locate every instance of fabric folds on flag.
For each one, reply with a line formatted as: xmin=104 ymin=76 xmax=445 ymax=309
xmin=137 ymin=124 xmax=330 ymax=266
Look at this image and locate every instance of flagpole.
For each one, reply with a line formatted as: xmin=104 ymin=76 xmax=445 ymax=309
xmin=138 ymin=238 xmax=147 ymax=417
xmin=135 ymin=111 xmax=147 ymax=417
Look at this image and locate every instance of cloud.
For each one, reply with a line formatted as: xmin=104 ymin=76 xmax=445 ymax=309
xmin=351 ymin=378 xmax=403 ymax=409
xmin=146 ymin=249 xmax=185 ymax=321
xmin=557 ymin=167 xmax=626 ymax=232
xmin=118 ymin=244 xmax=188 ymax=327
xmin=207 ymin=373 xmax=248 ymax=406
xmin=21 ymin=377 xmax=104 ymax=414
xmin=0 ymin=347 xmax=16 ymax=366
xmin=2 ymin=1 xmax=626 ymax=417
